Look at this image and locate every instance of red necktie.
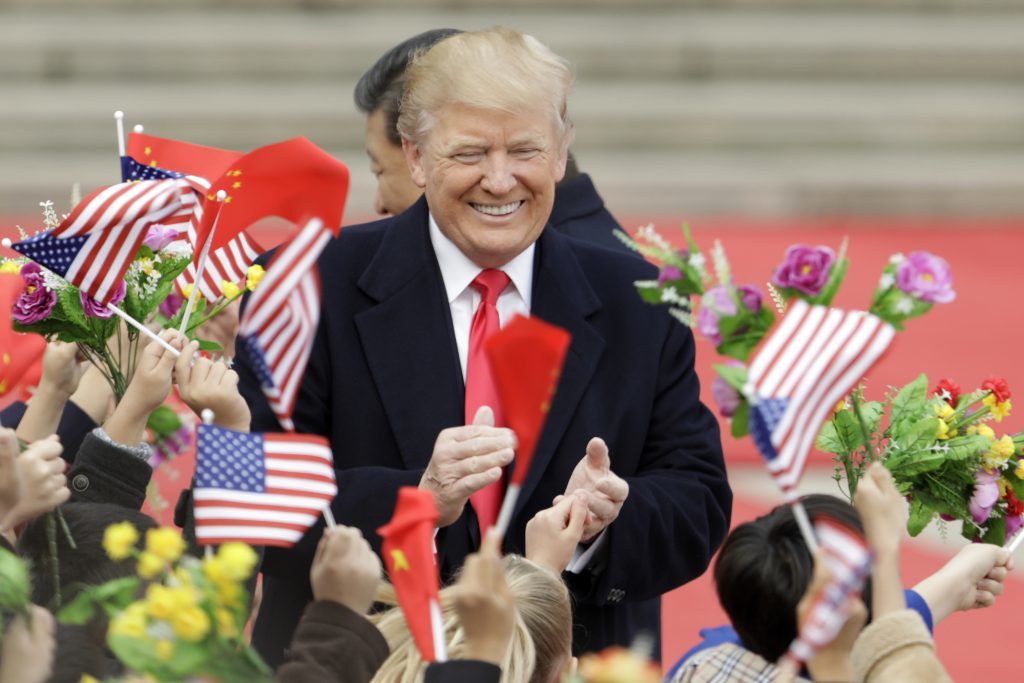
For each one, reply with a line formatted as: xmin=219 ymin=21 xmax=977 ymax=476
xmin=465 ymin=269 xmax=511 ymax=532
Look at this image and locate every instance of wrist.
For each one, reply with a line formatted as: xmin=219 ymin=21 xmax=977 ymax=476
xmin=463 ymin=637 xmax=509 ymax=666
xmin=34 ymin=380 xmax=73 ymax=404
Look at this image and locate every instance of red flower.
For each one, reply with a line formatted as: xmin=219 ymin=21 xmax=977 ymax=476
xmin=1006 ymin=488 xmax=1024 ymax=517
xmin=982 ymin=376 xmax=1012 ymax=403
xmin=933 ymin=378 xmax=961 ymax=406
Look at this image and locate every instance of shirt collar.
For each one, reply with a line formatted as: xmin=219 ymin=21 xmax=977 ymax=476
xmin=428 ymin=213 xmax=535 ymax=306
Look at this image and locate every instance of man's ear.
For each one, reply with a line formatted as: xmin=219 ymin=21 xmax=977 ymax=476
xmin=402 ymin=138 xmax=428 ymax=189
xmin=553 ymin=137 xmax=569 ymax=184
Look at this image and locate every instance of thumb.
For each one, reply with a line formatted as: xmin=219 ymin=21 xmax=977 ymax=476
xmin=472 ymin=405 xmax=495 ymax=427
xmin=585 ymin=437 xmax=610 ymax=471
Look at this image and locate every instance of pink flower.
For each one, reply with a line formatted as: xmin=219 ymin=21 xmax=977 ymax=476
xmin=159 ymin=291 xmax=183 ymax=319
xmin=143 ymin=224 xmax=180 ymax=252
xmin=772 ymin=245 xmax=835 ymax=296
xmin=80 ymin=280 xmax=126 ymax=319
xmin=969 ymin=470 xmax=1000 ymax=524
xmin=12 ymin=262 xmax=57 ymax=324
xmin=737 ymin=284 xmax=763 ymax=314
xmin=696 ymin=286 xmax=736 ymax=345
xmin=895 ymin=251 xmax=955 ymax=304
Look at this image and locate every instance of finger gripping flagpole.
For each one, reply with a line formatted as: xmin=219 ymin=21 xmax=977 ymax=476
xmin=179 ymin=190 xmax=227 ymax=335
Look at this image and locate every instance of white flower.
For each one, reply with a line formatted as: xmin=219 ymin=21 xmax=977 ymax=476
xmin=889 ymin=253 xmax=905 ymax=265
xmin=688 ymin=252 xmax=706 ymax=270
xmin=660 ymin=287 xmax=682 ymax=304
xmin=40 ymin=268 xmax=67 ymax=292
xmin=878 ymin=273 xmax=895 ymax=289
xmin=894 ymin=296 xmax=914 ymax=314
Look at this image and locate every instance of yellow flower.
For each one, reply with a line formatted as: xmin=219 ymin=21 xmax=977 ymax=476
xmin=832 ymin=399 xmax=847 ymax=416
xmin=1015 ymin=461 xmax=1024 ymax=480
xmin=182 ymin=284 xmax=198 ymax=302
xmin=935 ymin=419 xmax=951 ymax=440
xmin=216 ymin=579 xmax=243 ymax=609
xmin=246 ymin=264 xmax=265 ymax=291
xmin=0 ymin=260 xmax=21 ymax=274
xmin=155 ymin=640 xmax=174 ymax=662
xmin=110 ymin=602 xmax=148 ymax=639
xmin=103 ymin=522 xmax=139 ymax=561
xmin=984 ymin=395 xmax=1012 ymax=422
xmin=171 ymin=605 xmax=211 ymax=642
xmin=933 ymin=402 xmax=955 ymax=420
xmin=145 ymin=584 xmax=195 ymax=620
xmin=221 ymin=280 xmax=241 ymax=299
xmin=139 ymin=257 xmax=155 ymax=276
xmin=137 ymin=551 xmax=166 ymax=580
xmin=968 ymin=423 xmax=996 ymax=440
xmin=145 ymin=528 xmax=186 ymax=563
xmin=216 ymin=607 xmax=238 ymax=638
xmin=215 ymin=542 xmax=259 ymax=582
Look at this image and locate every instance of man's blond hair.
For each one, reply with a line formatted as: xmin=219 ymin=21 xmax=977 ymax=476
xmin=397 ymin=26 xmax=574 ymax=145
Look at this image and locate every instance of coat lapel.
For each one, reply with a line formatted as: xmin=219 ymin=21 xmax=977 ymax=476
xmin=515 ymin=229 xmax=605 ymax=514
xmin=354 ymin=198 xmax=464 ymax=471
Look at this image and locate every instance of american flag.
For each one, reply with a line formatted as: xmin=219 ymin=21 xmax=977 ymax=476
xmin=238 ymin=218 xmax=331 ymax=431
xmin=193 ymin=424 xmax=337 ymax=547
xmin=786 ymin=516 xmax=872 ymax=664
xmin=746 ymin=300 xmax=895 ymax=501
xmin=10 ymin=179 xmax=194 ymax=304
xmin=121 ymin=155 xmax=262 ymax=300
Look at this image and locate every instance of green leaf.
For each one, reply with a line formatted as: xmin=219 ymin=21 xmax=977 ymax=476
xmin=57 ymin=592 xmax=98 ymax=625
xmin=147 ymin=405 xmax=184 ymax=436
xmin=58 ymin=577 xmax=140 ymax=624
xmin=57 ymin=287 xmax=89 ymax=331
xmin=635 ymin=284 xmax=667 ymax=305
xmin=907 ymin=496 xmax=934 ymax=536
xmin=816 ymin=418 xmax=842 ymax=454
xmin=810 ymin=256 xmax=849 ymax=307
xmin=197 ymin=338 xmax=223 ymax=352
xmin=0 ymin=548 xmax=30 ymax=615
xmin=855 ymin=401 xmax=885 ymax=436
xmin=897 ymin=417 xmax=940 ymax=453
xmin=731 ymin=399 xmax=750 ymax=438
xmin=943 ymin=435 xmax=990 ymax=462
xmin=832 ymin=410 xmax=864 ymax=453
xmin=982 ymin=516 xmax=1007 ymax=546
xmin=889 ymin=374 xmax=929 ymax=434
xmin=713 ymin=363 xmax=747 ymax=392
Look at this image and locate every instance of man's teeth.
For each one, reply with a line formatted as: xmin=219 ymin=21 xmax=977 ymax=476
xmin=472 ymin=201 xmax=522 ymax=216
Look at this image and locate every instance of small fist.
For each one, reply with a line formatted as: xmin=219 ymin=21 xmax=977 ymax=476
xmin=310 ymin=525 xmax=382 ymax=615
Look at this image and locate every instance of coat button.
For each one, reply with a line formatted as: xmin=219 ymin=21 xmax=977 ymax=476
xmin=71 ymin=474 xmax=90 ymax=492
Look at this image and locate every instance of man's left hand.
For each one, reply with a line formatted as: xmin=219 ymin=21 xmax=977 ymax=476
xmin=555 ymin=437 xmax=628 ymax=543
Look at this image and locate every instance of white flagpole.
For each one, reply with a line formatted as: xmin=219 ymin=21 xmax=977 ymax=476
xmin=133 ymin=124 xmax=144 ymax=134
xmin=114 ymin=111 xmax=126 ymax=157
xmin=201 ymin=409 xmax=217 ymax=557
xmin=1007 ymin=524 xmax=1024 ymax=553
xmin=106 ymin=303 xmax=181 ymax=357
xmin=492 ymin=483 xmax=520 ymax=538
xmin=791 ymin=499 xmax=819 ymax=553
xmin=178 ymin=189 xmax=227 ymax=335
xmin=429 ymin=598 xmax=448 ymax=662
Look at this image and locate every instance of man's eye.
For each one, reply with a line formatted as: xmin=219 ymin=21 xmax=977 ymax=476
xmin=512 ymin=148 xmax=540 ymax=159
xmin=453 ymin=152 xmax=483 ymax=163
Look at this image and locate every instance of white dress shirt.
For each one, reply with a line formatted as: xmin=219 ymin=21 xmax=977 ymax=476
xmin=428 ymin=213 xmax=606 ymax=572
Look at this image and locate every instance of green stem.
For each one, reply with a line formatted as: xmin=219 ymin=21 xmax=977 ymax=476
xmin=46 ymin=513 xmax=60 ymax=609
xmin=56 ymin=508 xmax=76 ymax=550
xmin=185 ymin=292 xmax=244 ymax=336
xmin=850 ymin=393 xmax=877 ymax=462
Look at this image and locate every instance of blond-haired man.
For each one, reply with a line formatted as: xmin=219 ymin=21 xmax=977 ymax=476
xmin=239 ymin=27 xmax=731 ymax=666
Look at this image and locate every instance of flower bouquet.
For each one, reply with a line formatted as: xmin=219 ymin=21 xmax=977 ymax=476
xmin=818 ymin=374 xmax=1023 ymax=544
xmin=60 ymin=523 xmax=271 ymax=682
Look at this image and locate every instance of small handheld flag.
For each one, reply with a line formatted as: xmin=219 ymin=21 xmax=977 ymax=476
xmin=377 ymin=487 xmax=447 ymax=663
xmin=126 ymin=131 xmax=241 ymax=181
xmin=484 ymin=315 xmax=571 ymax=536
xmin=193 ymin=424 xmax=336 ymax=547
xmin=238 ymin=218 xmax=332 ymax=432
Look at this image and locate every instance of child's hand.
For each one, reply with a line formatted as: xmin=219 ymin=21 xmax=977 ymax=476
xmin=854 ymin=463 xmax=906 ymax=557
xmin=0 ymin=434 xmax=69 ymax=532
xmin=103 ymin=329 xmax=183 ymax=447
xmin=454 ymin=530 xmax=516 ymax=666
xmin=174 ymin=340 xmax=251 ymax=431
xmin=525 ymin=493 xmax=587 ymax=573
xmin=309 ymin=525 xmax=382 ymax=615
xmin=38 ymin=341 xmax=88 ymax=400
xmin=914 ymin=543 xmax=1013 ymax=624
xmin=0 ymin=605 xmax=56 ymax=683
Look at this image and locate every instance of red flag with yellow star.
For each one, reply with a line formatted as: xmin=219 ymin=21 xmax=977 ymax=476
xmin=193 ymin=137 xmax=349 ymax=257
xmin=126 ymin=132 xmax=241 ymax=180
xmin=0 ymin=272 xmax=45 ymax=398
xmin=377 ymin=487 xmax=445 ymax=662
xmin=485 ymin=315 xmax=571 ymax=487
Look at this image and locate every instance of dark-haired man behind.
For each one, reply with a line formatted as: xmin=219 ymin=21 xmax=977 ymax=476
xmin=354 ymin=28 xmax=629 ymax=254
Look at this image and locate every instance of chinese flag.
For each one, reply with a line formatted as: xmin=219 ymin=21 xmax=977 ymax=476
xmin=485 ymin=315 xmax=571 ymax=486
xmin=0 ymin=273 xmax=45 ymax=398
xmin=377 ymin=487 xmax=443 ymax=663
xmin=126 ymin=132 xmax=241 ymax=180
xmin=193 ymin=137 xmax=349 ymax=256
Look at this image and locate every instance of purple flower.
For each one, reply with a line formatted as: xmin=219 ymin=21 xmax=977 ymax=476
xmin=159 ymin=291 xmax=184 ymax=319
xmin=143 ymin=224 xmax=180 ymax=252
xmin=12 ymin=262 xmax=57 ymax=324
xmin=80 ymin=280 xmax=126 ymax=319
xmin=737 ymin=284 xmax=762 ymax=314
xmin=696 ymin=286 xmax=737 ymax=345
xmin=657 ymin=265 xmax=683 ymax=286
xmin=711 ymin=365 xmax=743 ymax=418
xmin=772 ymin=245 xmax=835 ymax=297
xmin=1007 ymin=515 xmax=1024 ymax=544
xmin=895 ymin=251 xmax=955 ymax=304
xmin=969 ymin=470 xmax=1000 ymax=524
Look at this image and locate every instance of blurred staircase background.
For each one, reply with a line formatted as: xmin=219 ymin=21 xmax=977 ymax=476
xmin=1 ymin=0 xmax=1023 ymax=221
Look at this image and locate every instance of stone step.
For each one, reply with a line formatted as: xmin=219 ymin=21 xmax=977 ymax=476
xmin=2 ymin=149 xmax=1022 ymax=218
xmin=3 ymin=82 xmax=1023 ymax=153
xmin=3 ymin=10 xmax=1024 ymax=81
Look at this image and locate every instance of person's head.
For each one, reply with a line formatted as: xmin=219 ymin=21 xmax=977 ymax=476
xmin=371 ymin=555 xmax=573 ymax=683
xmin=17 ymin=502 xmax=157 ymax=607
xmin=713 ymin=494 xmax=866 ymax=663
xmin=398 ymin=27 xmax=574 ymax=269
xmin=355 ymin=28 xmax=462 ymax=216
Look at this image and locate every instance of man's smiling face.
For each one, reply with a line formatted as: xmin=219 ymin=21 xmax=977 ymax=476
xmin=403 ymin=103 xmax=568 ymax=268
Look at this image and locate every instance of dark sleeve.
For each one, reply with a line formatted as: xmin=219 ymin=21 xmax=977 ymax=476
xmin=0 ymin=400 xmax=98 ymax=464
xmin=276 ymin=600 xmax=388 ymax=683
xmin=67 ymin=432 xmax=152 ymax=510
xmin=566 ymin=324 xmax=732 ymax=605
xmin=424 ymin=661 xmax=502 ymax=683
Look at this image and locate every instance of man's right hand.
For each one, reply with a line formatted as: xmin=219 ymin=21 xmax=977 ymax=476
xmin=419 ymin=406 xmax=516 ymax=527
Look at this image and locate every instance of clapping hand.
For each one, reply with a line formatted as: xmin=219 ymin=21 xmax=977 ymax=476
xmin=555 ymin=437 xmax=628 ymax=542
